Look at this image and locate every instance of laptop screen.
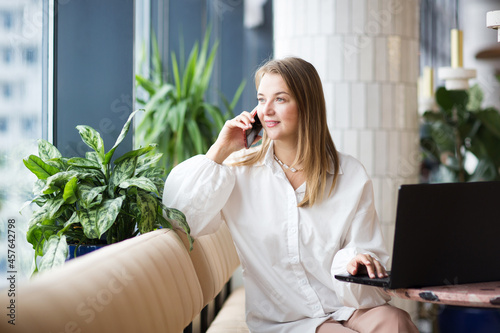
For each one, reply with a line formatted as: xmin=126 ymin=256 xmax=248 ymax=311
xmin=389 ymin=181 xmax=500 ymax=289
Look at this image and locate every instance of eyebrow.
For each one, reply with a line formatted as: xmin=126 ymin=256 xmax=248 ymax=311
xmin=257 ymin=91 xmax=290 ymax=96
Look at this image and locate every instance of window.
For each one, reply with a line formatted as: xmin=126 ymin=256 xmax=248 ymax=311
xmin=2 ymin=83 xmax=12 ymax=99
xmin=0 ymin=0 xmax=47 ymax=287
xmin=21 ymin=116 xmax=36 ymax=132
xmin=0 ymin=117 xmax=7 ymax=132
xmin=2 ymin=11 xmax=13 ymax=30
xmin=23 ymin=47 xmax=37 ymax=64
xmin=3 ymin=48 xmax=13 ymax=63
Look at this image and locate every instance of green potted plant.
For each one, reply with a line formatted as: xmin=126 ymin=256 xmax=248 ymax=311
xmin=22 ymin=109 xmax=192 ymax=273
xmin=135 ymin=29 xmax=245 ymax=173
xmin=420 ymin=84 xmax=500 ymax=183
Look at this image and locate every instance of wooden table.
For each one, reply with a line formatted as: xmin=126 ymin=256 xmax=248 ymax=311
xmin=384 ymin=281 xmax=500 ymax=308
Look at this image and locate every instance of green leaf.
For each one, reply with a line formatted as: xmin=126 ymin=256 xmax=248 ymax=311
xmin=80 ymin=196 xmax=125 ymax=239
xmin=76 ymin=125 xmax=105 ymax=159
xmin=135 ymin=74 xmax=158 ymax=96
xmin=68 ymin=157 xmax=102 ymax=170
xmin=108 ymin=157 xmax=138 ymax=195
xmin=61 ymin=211 xmax=79 ymax=230
xmin=23 ymin=155 xmax=60 ymax=180
xmin=42 ymin=171 xmax=92 ymax=194
xmin=77 ymin=209 xmax=98 ymax=239
xmin=45 ymin=158 xmax=68 ymax=171
xmin=135 ymin=153 xmax=163 ymax=173
xmin=144 ymin=84 xmax=174 ymax=112
xmin=38 ymin=139 xmax=62 ymax=161
xmin=86 ymin=151 xmax=101 ymax=164
xmin=78 ymin=184 xmax=107 ymax=209
xmin=33 ymin=179 xmax=47 ymax=196
xmin=136 ymin=192 xmax=157 ymax=234
xmin=38 ymin=235 xmax=68 ymax=272
xmin=137 ymin=166 xmax=164 ymax=179
xmin=119 ymin=177 xmax=159 ymax=195
xmin=67 ymin=166 xmax=105 ymax=184
xmin=28 ymin=197 xmax=65 ymax=227
xmin=114 ymin=144 xmax=157 ymax=165
xmin=475 ymin=108 xmax=500 ymax=139
xmin=26 ymin=223 xmax=45 ymax=255
xmin=96 ymin=196 xmax=125 ymax=238
xmin=186 ymin=119 xmax=204 ymax=154
xmin=467 ymin=84 xmax=484 ymax=111
xmin=162 ymin=205 xmax=192 ymax=250
xmin=104 ymin=109 xmax=143 ymax=165
xmin=171 ymin=52 xmax=182 ymax=99
xmin=63 ymin=177 xmax=78 ymax=204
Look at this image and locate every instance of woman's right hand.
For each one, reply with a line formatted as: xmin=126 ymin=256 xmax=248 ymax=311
xmin=206 ymin=108 xmax=259 ymax=164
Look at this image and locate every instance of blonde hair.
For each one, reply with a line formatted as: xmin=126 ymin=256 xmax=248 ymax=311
xmin=234 ymin=57 xmax=339 ymax=207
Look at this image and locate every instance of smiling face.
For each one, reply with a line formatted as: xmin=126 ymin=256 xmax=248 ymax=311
xmin=257 ymin=73 xmax=299 ymax=145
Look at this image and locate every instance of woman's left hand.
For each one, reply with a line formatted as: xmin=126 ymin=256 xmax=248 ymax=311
xmin=346 ymin=254 xmax=388 ymax=279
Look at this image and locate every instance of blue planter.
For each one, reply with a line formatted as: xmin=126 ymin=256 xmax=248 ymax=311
xmin=66 ymin=244 xmax=105 ymax=260
xmin=438 ymin=305 xmax=500 ymax=333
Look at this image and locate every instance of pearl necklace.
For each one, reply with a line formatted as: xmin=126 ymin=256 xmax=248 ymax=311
xmin=274 ymin=154 xmax=302 ymax=173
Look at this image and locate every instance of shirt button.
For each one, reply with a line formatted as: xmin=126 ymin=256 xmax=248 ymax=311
xmin=314 ymin=305 xmax=320 ymax=310
xmin=290 ymin=227 xmax=297 ymax=234
xmin=299 ymin=279 xmax=307 ymax=285
xmin=291 ymin=257 xmax=299 ymax=264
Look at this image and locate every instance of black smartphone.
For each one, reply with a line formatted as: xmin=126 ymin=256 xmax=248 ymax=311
xmin=244 ymin=114 xmax=262 ymax=148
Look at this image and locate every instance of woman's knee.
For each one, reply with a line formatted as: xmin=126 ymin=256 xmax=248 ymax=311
xmin=346 ymin=305 xmax=418 ymax=333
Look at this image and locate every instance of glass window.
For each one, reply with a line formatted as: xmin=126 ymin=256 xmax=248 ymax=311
xmin=2 ymin=11 xmax=13 ymax=30
xmin=0 ymin=117 xmax=7 ymax=132
xmin=3 ymin=48 xmax=13 ymax=63
xmin=2 ymin=83 xmax=12 ymax=98
xmin=0 ymin=0 xmax=48 ymax=287
xmin=23 ymin=47 xmax=37 ymax=64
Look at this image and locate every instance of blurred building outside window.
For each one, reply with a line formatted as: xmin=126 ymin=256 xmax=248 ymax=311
xmin=0 ymin=0 xmax=48 ymax=288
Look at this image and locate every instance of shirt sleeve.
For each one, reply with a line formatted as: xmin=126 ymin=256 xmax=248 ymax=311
xmin=330 ymin=179 xmax=391 ymax=309
xmin=162 ymin=155 xmax=236 ymax=237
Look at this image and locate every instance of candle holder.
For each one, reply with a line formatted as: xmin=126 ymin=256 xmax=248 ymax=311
xmin=487 ymin=10 xmax=500 ymax=42
xmin=438 ymin=29 xmax=476 ymax=91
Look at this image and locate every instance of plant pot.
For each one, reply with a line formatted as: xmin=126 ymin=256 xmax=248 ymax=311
xmin=438 ymin=305 xmax=500 ymax=333
xmin=66 ymin=244 xmax=105 ymax=260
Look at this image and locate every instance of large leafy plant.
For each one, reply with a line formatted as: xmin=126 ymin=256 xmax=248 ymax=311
xmin=23 ymin=110 xmax=192 ymax=273
xmin=420 ymin=85 xmax=500 ymax=182
xmin=135 ymin=29 xmax=245 ymax=173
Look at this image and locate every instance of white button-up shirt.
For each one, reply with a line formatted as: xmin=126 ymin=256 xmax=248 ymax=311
xmin=163 ymin=142 xmax=391 ymax=333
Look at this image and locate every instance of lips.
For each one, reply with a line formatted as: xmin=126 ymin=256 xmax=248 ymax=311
xmin=265 ymin=120 xmax=280 ymax=128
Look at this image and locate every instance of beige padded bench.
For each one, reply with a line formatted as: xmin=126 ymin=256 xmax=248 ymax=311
xmin=0 ymin=224 xmax=248 ymax=333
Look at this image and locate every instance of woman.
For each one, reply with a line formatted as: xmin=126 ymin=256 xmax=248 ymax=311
xmin=163 ymin=57 xmax=418 ymax=333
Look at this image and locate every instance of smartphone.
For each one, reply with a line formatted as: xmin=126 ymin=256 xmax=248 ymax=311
xmin=244 ymin=114 xmax=262 ymax=148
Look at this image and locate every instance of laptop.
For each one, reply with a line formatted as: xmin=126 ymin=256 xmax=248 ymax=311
xmin=335 ymin=181 xmax=500 ymax=289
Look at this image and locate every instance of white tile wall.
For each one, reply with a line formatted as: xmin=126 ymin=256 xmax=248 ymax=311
xmin=335 ymin=0 xmax=350 ymax=34
xmin=359 ymin=36 xmax=374 ymax=82
xmin=388 ymin=130 xmax=400 ymax=177
xmin=366 ymin=83 xmax=381 ymax=128
xmin=334 ymin=83 xmax=350 ymax=128
xmin=381 ymin=83 xmax=393 ymax=129
xmin=359 ymin=129 xmax=374 ymax=175
xmin=343 ymin=129 xmax=359 ymax=157
xmin=350 ymin=82 xmax=366 ymax=129
xmin=308 ymin=0 xmax=321 ymax=36
xmin=320 ymin=0 xmax=335 ymax=35
xmin=374 ymin=36 xmax=387 ymax=81
xmin=343 ymin=35 xmax=359 ymax=81
xmin=351 ymin=0 xmax=366 ymax=33
xmin=327 ymin=36 xmax=343 ymax=82
xmin=374 ymin=130 xmax=387 ymax=176
xmin=387 ymin=35 xmax=401 ymax=83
